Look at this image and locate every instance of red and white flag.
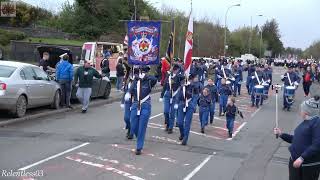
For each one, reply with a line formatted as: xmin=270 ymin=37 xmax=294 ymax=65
xmin=183 ymin=13 xmax=193 ymax=77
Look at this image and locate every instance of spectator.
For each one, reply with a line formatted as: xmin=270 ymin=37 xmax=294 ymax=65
xmin=116 ymin=58 xmax=125 ymax=91
xmin=39 ymin=52 xmax=54 ymax=72
xmin=101 ymin=57 xmax=110 ymax=77
xmin=302 ymin=66 xmax=314 ymax=97
xmin=274 ymin=100 xmax=320 ymax=180
xmin=56 ymin=55 xmax=73 ymax=108
xmin=74 ymin=60 xmax=102 ymax=113
xmin=160 ymin=57 xmax=170 ymax=86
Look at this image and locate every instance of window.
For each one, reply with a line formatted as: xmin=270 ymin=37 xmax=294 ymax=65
xmin=0 ymin=65 xmax=16 ymax=78
xmin=21 ymin=67 xmax=36 ymax=80
xmin=32 ymin=67 xmax=49 ymax=81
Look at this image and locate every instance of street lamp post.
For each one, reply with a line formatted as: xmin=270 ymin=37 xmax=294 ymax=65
xmin=224 ymin=3 xmax=240 ymax=57
xmin=249 ymin=14 xmax=263 ymax=54
xmin=259 ymin=29 xmax=263 ymax=58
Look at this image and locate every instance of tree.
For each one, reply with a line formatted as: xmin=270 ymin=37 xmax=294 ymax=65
xmin=262 ymin=19 xmax=284 ymax=57
xmin=304 ymin=41 xmax=320 ymax=59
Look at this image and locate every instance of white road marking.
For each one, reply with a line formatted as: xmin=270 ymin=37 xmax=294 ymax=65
xmin=19 ymin=142 xmax=90 ymax=171
xmin=227 ymin=122 xmax=247 ymax=141
xmin=183 ymin=155 xmax=213 ymax=180
xmin=150 ymin=113 xmax=163 ymax=120
xmin=148 ymin=122 xmax=222 ymax=140
xmin=66 ymin=156 xmax=145 ymax=180
xmin=151 ymin=135 xmax=181 ymax=144
xmin=251 ymin=107 xmax=262 ymax=118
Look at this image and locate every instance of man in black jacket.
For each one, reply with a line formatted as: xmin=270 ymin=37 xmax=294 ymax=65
xmin=116 ymin=59 xmax=125 ymax=91
xmin=274 ymin=99 xmax=320 ymax=180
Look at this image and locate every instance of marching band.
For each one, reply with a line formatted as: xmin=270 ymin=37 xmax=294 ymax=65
xmin=120 ymin=57 xmax=308 ymax=155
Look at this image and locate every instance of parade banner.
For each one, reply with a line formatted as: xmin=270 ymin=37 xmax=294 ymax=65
xmin=127 ymin=21 xmax=161 ymax=65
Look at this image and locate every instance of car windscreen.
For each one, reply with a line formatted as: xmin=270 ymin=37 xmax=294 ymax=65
xmin=0 ymin=65 xmax=17 ymax=78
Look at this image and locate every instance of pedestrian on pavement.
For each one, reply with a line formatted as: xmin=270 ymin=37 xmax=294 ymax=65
xmin=205 ymin=79 xmax=217 ymax=124
xmin=225 ymin=97 xmax=237 ymax=138
xmin=198 ymin=88 xmax=211 ymax=134
xmin=74 ymin=60 xmax=102 ymax=113
xmin=274 ymin=100 xmax=320 ymax=180
xmin=100 ymin=56 xmax=110 ymax=78
xmin=218 ymin=78 xmax=232 ymax=116
xmin=302 ymin=66 xmax=314 ymax=97
xmin=56 ymin=54 xmax=73 ymax=108
xmin=116 ymin=58 xmax=125 ymax=91
xmin=126 ymin=66 xmax=157 ymax=155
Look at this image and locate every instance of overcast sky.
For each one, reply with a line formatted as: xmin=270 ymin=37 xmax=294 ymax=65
xmin=23 ymin=0 xmax=320 ymax=50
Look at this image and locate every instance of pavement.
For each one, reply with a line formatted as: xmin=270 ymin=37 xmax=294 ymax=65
xmin=0 ymin=67 xmax=316 ymax=180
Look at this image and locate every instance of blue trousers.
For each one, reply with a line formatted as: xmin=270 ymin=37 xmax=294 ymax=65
xmin=163 ymin=94 xmax=178 ymax=130
xmin=219 ymin=95 xmax=228 ymax=114
xmin=226 ymin=116 xmax=235 ymax=133
xmin=130 ymin=101 xmax=151 ymax=151
xmin=199 ymin=107 xmax=209 ymax=129
xmin=177 ymin=103 xmax=195 ymax=144
xmin=116 ymin=76 xmax=124 ymax=91
xmin=234 ymin=81 xmax=241 ymax=95
xmin=124 ymin=102 xmax=131 ymax=130
xmin=246 ymin=77 xmax=251 ymax=94
xmin=251 ymin=92 xmax=263 ymax=106
xmin=209 ymin=102 xmax=216 ymax=122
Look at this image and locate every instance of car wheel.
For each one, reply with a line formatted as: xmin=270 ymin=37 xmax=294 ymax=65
xmin=51 ymin=90 xmax=61 ymax=109
xmin=13 ymin=95 xmax=27 ymax=118
xmin=103 ymin=82 xmax=111 ymax=99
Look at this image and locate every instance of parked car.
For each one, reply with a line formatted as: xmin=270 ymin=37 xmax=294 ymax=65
xmin=71 ymin=64 xmax=111 ymax=100
xmin=0 ymin=61 xmax=61 ymax=117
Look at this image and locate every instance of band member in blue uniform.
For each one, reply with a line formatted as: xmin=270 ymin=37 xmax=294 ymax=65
xmin=126 ymin=66 xmax=157 ymax=155
xmin=121 ymin=71 xmax=137 ymax=138
xmin=281 ymin=64 xmax=300 ymax=111
xmin=250 ymin=65 xmax=264 ymax=108
xmin=198 ymin=88 xmax=211 ymax=133
xmin=233 ymin=63 xmax=243 ymax=97
xmin=218 ymin=78 xmax=232 ymax=116
xmin=205 ymin=79 xmax=218 ymax=124
xmin=262 ymin=64 xmax=272 ymax=100
xmin=177 ymin=74 xmax=201 ymax=145
xmin=160 ymin=64 xmax=185 ymax=134
xmin=245 ymin=63 xmax=256 ymax=95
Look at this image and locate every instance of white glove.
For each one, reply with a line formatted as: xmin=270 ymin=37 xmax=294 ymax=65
xmin=139 ymin=73 xmax=145 ymax=79
xmin=75 ymin=83 xmax=79 ymax=87
xmin=124 ymin=93 xmax=131 ymax=101
xmin=185 ymin=81 xmax=191 ymax=86
xmin=120 ymin=104 xmax=125 ymax=109
xmin=231 ymin=77 xmax=235 ymax=81
xmin=174 ymin=104 xmax=179 ymax=110
xmin=215 ymin=67 xmax=218 ymax=70
xmin=281 ymin=75 xmax=284 ymax=79
xmin=251 ymin=76 xmax=255 ymax=79
xmin=267 ymin=79 xmax=271 ymax=83
xmin=294 ymin=81 xmax=299 ymax=86
xmin=159 ymin=98 xmax=163 ymax=102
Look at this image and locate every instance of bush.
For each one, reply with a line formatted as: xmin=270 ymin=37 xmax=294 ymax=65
xmin=0 ymin=29 xmax=26 ymax=46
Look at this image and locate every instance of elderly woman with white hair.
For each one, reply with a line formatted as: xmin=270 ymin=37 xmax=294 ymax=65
xmin=274 ymin=97 xmax=320 ymax=180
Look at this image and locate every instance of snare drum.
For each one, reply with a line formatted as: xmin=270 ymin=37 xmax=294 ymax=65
xmin=254 ymin=85 xmax=264 ymax=95
xmin=262 ymin=83 xmax=269 ymax=95
xmin=285 ymin=86 xmax=295 ymax=97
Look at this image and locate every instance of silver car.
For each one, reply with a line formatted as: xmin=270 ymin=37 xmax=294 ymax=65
xmin=0 ymin=61 xmax=61 ymax=117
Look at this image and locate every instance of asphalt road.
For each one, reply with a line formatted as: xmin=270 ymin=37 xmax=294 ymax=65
xmin=0 ymin=67 xmax=313 ymax=180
